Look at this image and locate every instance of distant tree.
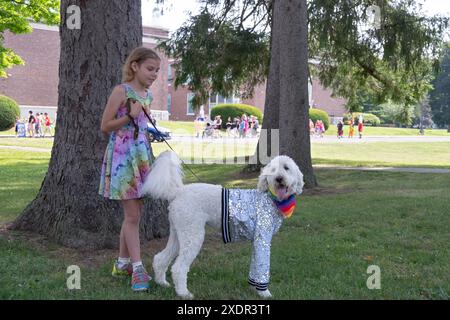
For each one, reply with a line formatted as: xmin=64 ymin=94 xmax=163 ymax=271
xmin=414 ymin=95 xmax=434 ymax=130
xmin=371 ymin=101 xmax=415 ymax=126
xmin=429 ymin=44 xmax=450 ymax=128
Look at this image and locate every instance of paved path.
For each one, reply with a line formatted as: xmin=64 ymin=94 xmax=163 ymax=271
xmin=314 ymin=164 xmax=450 ymax=174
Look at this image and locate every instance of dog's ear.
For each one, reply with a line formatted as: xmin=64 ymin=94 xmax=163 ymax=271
xmin=293 ymin=167 xmax=305 ymax=194
xmin=257 ymin=166 xmax=269 ymax=192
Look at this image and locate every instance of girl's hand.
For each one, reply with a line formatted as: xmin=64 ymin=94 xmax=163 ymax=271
xmin=129 ymin=100 xmax=142 ymax=118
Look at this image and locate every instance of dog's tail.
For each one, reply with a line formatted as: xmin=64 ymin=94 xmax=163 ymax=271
xmin=142 ymin=150 xmax=184 ymax=202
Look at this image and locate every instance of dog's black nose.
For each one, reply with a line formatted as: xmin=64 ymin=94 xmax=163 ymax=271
xmin=275 ymin=176 xmax=283 ymax=183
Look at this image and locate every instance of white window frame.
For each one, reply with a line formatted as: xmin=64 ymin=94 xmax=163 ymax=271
xmin=167 ymin=94 xmax=172 ymax=114
xmin=187 ymin=93 xmax=195 ymax=115
xmin=207 ymin=93 xmax=240 ymax=110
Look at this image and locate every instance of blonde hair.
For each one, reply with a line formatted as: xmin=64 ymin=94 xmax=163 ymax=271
xmin=122 ymin=47 xmax=161 ymax=82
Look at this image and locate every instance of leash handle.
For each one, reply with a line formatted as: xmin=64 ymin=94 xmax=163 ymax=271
xmin=140 ymin=105 xmax=203 ymax=183
xmin=125 ymin=98 xmax=140 ymax=140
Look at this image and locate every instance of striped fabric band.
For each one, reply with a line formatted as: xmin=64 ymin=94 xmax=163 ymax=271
xmin=221 ymin=188 xmax=231 ymax=243
xmin=248 ymin=278 xmax=269 ymax=291
xmin=268 ymin=187 xmax=296 ymax=219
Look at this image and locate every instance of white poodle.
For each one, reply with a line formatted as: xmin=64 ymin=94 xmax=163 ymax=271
xmin=142 ymin=151 xmax=304 ymax=299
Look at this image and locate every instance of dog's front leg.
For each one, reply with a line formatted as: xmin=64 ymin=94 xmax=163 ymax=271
xmin=248 ymin=218 xmax=274 ymax=299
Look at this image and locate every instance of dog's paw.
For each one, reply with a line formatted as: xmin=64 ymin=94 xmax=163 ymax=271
xmin=179 ymin=291 xmax=194 ymax=300
xmin=250 ymin=285 xmax=272 ymax=299
xmin=257 ymin=289 xmax=272 ymax=299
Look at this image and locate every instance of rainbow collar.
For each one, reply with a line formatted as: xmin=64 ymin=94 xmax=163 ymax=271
xmin=268 ymin=187 xmax=296 ymax=219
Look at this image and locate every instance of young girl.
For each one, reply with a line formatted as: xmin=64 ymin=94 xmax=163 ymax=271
xmin=358 ymin=119 xmax=364 ymax=139
xmin=99 ymin=47 xmax=160 ymax=291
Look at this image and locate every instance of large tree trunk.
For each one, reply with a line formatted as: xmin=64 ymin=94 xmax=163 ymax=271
xmin=277 ymin=0 xmax=316 ymax=187
xmin=11 ymin=0 xmax=169 ymax=249
xmin=255 ymin=0 xmax=317 ymax=187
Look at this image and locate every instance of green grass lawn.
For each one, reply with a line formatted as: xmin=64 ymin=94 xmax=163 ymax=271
xmin=158 ymin=120 xmax=196 ymax=135
xmin=0 ymin=128 xmax=15 ymax=135
xmin=0 ymin=150 xmax=449 ymax=299
xmin=0 ymin=138 xmax=53 ymax=149
xmin=311 ymin=142 xmax=450 ymax=168
xmin=0 ymin=127 xmax=54 ymax=136
xmin=151 ymin=141 xmax=450 ymax=168
xmin=2 ymin=137 xmax=449 ymax=168
xmin=154 ymin=121 xmax=450 ymax=136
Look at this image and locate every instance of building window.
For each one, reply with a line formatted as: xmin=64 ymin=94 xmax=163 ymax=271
xmin=168 ymin=64 xmax=173 ymax=82
xmin=207 ymin=93 xmax=240 ymax=111
xmin=187 ymin=93 xmax=195 ymax=115
xmin=167 ymin=94 xmax=172 ymax=114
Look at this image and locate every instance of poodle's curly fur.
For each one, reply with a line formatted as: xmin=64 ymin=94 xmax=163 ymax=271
xmin=142 ymin=151 xmax=304 ymax=299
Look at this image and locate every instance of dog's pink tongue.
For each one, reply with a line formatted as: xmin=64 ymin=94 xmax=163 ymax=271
xmin=276 ymin=188 xmax=287 ymax=199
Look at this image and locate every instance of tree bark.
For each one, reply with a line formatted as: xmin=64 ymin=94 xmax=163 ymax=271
xmin=11 ymin=0 xmax=169 ymax=249
xmin=254 ymin=0 xmax=317 ymax=187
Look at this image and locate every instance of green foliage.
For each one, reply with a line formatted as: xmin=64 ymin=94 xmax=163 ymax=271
xmin=371 ymin=102 xmax=402 ymax=124
xmin=429 ymin=44 xmax=450 ymax=127
xmin=344 ymin=112 xmax=381 ymax=127
xmin=372 ymin=102 xmax=416 ymax=126
xmin=159 ymin=9 xmax=270 ymax=108
xmin=393 ymin=104 xmax=415 ymax=126
xmin=160 ymin=0 xmax=449 ymax=111
xmin=309 ymin=108 xmax=330 ymax=130
xmin=413 ymin=96 xmax=434 ymax=128
xmin=210 ymin=103 xmax=262 ymax=128
xmin=0 ymin=0 xmax=60 ymax=77
xmin=309 ymin=0 xmax=447 ymax=108
xmin=0 ymin=95 xmax=20 ymax=131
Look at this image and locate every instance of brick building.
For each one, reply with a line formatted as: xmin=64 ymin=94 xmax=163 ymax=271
xmin=1 ymin=23 xmax=346 ymax=123
xmin=0 ymin=23 xmax=171 ymax=121
xmin=168 ymin=73 xmax=347 ymax=123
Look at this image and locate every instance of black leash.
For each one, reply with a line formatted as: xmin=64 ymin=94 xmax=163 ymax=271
xmin=139 ymin=104 xmax=203 ymax=183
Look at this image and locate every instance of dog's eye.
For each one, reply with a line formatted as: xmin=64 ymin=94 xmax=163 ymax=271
xmin=284 ymin=166 xmax=289 ymax=171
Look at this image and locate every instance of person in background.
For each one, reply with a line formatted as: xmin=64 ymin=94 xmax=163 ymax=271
xmin=42 ymin=113 xmax=53 ymax=137
xmin=28 ymin=111 xmax=35 ymax=138
xmin=337 ymin=120 xmax=344 ymax=139
xmin=348 ymin=118 xmax=354 ymax=138
xmin=309 ymin=119 xmax=315 ymax=136
xmin=358 ymin=119 xmax=364 ymax=139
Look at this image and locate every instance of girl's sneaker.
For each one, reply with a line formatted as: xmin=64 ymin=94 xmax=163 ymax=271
xmin=112 ymin=261 xmax=133 ymax=277
xmin=131 ymin=265 xmax=150 ymax=291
